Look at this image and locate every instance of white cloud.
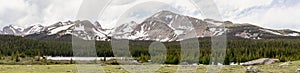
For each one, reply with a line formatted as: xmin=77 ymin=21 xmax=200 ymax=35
xmin=213 ymin=0 xmax=273 ymax=19
xmin=100 ymin=0 xmax=203 ymax=28
xmin=0 ymin=0 xmax=82 ymax=28
xmin=213 ymin=0 xmax=300 ymax=31
xmin=42 ymin=0 xmax=82 ymax=26
xmin=237 ymin=3 xmax=300 ymax=31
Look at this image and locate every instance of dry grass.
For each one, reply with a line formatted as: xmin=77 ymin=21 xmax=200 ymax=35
xmin=0 ymin=61 xmax=299 ymax=73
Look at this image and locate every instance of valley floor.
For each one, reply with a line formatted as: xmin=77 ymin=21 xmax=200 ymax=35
xmin=1 ymin=60 xmax=300 ymax=73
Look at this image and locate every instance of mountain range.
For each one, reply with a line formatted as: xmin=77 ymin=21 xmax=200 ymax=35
xmin=1 ymin=11 xmax=300 ymax=42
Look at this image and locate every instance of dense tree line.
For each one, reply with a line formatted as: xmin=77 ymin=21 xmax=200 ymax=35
xmin=0 ymin=35 xmax=300 ymax=65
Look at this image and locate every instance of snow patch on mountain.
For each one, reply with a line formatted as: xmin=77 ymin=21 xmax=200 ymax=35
xmin=11 ymin=25 xmax=24 ymax=31
xmin=210 ymin=28 xmax=227 ymax=36
xmin=23 ymin=24 xmax=45 ymax=35
xmin=2 ymin=11 xmax=300 ymax=41
xmin=1 ymin=25 xmax=24 ymax=35
xmin=174 ymin=30 xmax=184 ymax=35
xmin=74 ymin=24 xmax=85 ymax=31
xmin=285 ymin=33 xmax=300 ymax=36
xmin=206 ymin=20 xmax=223 ymax=26
xmin=259 ymin=29 xmax=282 ymax=35
xmin=49 ymin=24 xmax=74 ymax=35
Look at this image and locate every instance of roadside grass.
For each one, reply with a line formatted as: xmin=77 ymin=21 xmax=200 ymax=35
xmin=0 ymin=60 xmax=299 ymax=73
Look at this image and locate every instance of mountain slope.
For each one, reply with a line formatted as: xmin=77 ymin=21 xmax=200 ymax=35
xmin=0 ymin=24 xmax=46 ymax=36
xmin=1 ymin=11 xmax=300 ymax=41
xmin=23 ymin=24 xmax=46 ymax=35
xmin=111 ymin=11 xmax=300 ymax=41
xmin=2 ymin=25 xmax=24 ymax=35
xmin=25 ymin=20 xmax=110 ymax=41
xmin=112 ymin=11 xmax=225 ymax=41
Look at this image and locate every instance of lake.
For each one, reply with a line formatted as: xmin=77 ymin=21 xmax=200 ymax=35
xmin=45 ymin=56 xmax=132 ymax=60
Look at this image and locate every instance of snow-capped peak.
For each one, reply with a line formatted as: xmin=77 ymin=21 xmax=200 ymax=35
xmin=10 ymin=25 xmax=24 ymax=31
xmin=23 ymin=24 xmax=45 ymax=35
xmin=1 ymin=25 xmax=24 ymax=35
xmin=2 ymin=11 xmax=300 ymax=41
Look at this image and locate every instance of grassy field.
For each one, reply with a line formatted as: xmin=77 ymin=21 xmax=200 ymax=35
xmin=1 ymin=61 xmax=300 ymax=73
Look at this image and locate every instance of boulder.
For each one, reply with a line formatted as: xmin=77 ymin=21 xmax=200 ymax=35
xmin=296 ymin=68 xmax=300 ymax=73
xmin=230 ymin=62 xmax=238 ymax=65
xmin=241 ymin=58 xmax=280 ymax=66
xmin=179 ymin=62 xmax=189 ymax=65
xmin=192 ymin=63 xmax=198 ymax=66
xmin=246 ymin=66 xmax=260 ymax=73
xmin=279 ymin=61 xmax=292 ymax=67
xmin=100 ymin=63 xmax=107 ymax=66
xmin=132 ymin=60 xmax=141 ymax=65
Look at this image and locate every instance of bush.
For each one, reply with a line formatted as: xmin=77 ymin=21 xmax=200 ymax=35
xmin=20 ymin=53 xmax=27 ymax=58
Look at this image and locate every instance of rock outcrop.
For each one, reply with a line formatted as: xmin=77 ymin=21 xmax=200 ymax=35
xmin=241 ymin=58 xmax=280 ymax=66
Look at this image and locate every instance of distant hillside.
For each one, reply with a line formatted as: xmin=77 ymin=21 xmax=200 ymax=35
xmin=1 ymin=35 xmax=300 ymax=64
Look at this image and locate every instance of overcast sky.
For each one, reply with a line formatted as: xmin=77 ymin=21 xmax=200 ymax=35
xmin=0 ymin=0 xmax=299 ymax=31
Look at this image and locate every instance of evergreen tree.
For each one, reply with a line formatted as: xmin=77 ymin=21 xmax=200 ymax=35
xmin=103 ymin=54 xmax=106 ymax=62
xmin=15 ymin=50 xmax=20 ymax=62
xmin=37 ymin=51 xmax=41 ymax=61
xmin=0 ymin=52 xmax=3 ymax=60
xmin=70 ymin=58 xmax=74 ymax=64
xmin=11 ymin=52 xmax=15 ymax=61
